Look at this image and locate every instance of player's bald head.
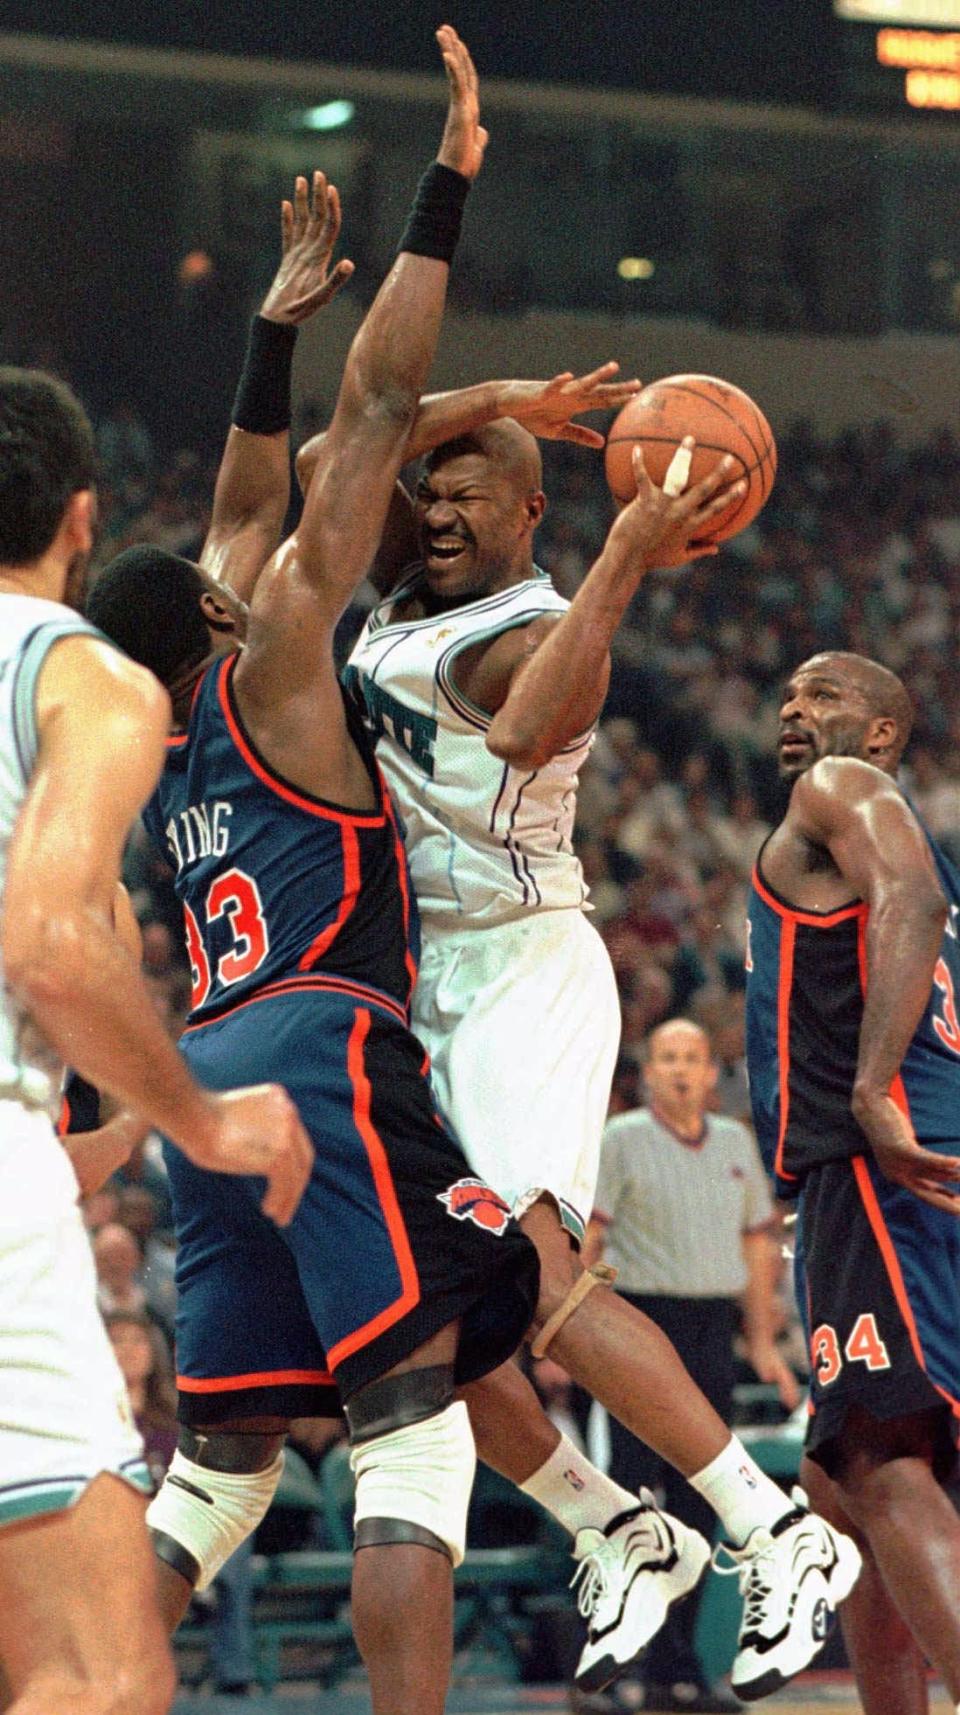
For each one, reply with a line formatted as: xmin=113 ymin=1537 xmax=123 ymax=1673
xmin=796 ymin=651 xmax=914 ymax=767
xmin=427 ymin=418 xmax=543 ymax=495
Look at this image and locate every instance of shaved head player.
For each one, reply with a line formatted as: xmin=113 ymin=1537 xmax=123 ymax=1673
xmin=746 ymin=650 xmax=960 ymax=1715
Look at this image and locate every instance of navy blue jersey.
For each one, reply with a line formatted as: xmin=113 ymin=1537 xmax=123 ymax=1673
xmin=746 ymin=814 xmax=960 ymax=1191
xmin=141 ymin=654 xmax=419 ymax=1024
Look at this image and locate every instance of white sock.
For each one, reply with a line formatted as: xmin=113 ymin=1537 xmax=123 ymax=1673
xmin=688 ymin=1435 xmax=794 ymax=1546
xmin=520 ymin=1433 xmax=639 ymax=1538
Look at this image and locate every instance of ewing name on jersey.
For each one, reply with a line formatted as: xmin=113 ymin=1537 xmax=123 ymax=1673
xmin=141 ymin=652 xmax=418 ymax=1025
xmin=745 ymin=812 xmax=960 ymax=1193
xmin=346 ymin=567 xmax=592 ymax=925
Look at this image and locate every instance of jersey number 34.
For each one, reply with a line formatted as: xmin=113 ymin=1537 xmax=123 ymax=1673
xmin=184 ymin=869 xmax=269 ymax=1009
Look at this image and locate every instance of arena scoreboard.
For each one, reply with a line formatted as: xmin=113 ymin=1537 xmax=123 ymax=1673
xmin=835 ymin=0 xmax=960 ymax=108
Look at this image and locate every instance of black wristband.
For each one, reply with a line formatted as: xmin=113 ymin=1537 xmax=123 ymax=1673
xmin=397 ymin=162 xmax=470 ymax=264
xmin=231 ymin=315 xmax=299 ymax=435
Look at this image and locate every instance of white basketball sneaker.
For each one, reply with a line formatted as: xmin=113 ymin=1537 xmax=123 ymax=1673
xmin=718 ymin=1488 xmax=862 ymax=1702
xmin=572 ymin=1492 xmax=712 ymax=1693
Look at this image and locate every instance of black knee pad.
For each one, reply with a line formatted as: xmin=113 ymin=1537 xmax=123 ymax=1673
xmin=345 ymin=1363 xmax=455 ymax=1445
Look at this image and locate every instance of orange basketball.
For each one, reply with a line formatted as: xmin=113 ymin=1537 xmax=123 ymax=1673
xmin=604 ymin=374 xmax=777 ymax=545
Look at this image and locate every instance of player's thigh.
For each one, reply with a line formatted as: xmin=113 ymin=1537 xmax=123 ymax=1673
xmin=415 ymin=913 xmax=620 ymax=1240
xmin=0 ymin=1472 xmax=172 ymax=1700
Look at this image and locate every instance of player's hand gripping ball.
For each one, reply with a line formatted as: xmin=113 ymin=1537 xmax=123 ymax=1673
xmin=605 ymin=374 xmax=777 ymax=545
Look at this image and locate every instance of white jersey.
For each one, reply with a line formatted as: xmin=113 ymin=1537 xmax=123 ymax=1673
xmin=347 ymin=567 xmax=593 ymax=925
xmin=0 ymin=593 xmax=98 ymax=1118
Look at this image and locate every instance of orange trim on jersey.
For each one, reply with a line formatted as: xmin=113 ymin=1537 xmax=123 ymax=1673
xmin=325 ymin=1008 xmax=420 ymax=1372
xmin=165 ymin=734 xmax=189 ymax=749
xmin=177 ymin=1367 xmax=335 ymax=1393
xmin=752 ymin=866 xmax=866 ymax=930
xmin=298 ymin=823 xmax=360 ymax=971
xmin=380 ymin=768 xmax=418 ymax=1002
xmin=217 ymin=656 xmax=385 ymax=827
xmin=774 ymin=917 xmax=798 ymax=1183
xmin=852 ymin=1154 xmax=960 ymax=1419
xmin=56 ymin=1094 xmax=70 ymax=1138
xmin=180 ymin=972 xmax=409 ymax=1033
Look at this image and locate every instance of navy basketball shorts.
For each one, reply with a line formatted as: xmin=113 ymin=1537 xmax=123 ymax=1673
xmin=167 ymin=979 xmax=540 ymax=1426
xmin=795 ymin=1151 xmax=960 ymax=1473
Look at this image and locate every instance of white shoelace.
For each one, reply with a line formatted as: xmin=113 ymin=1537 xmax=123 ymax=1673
xmin=570 ymin=1540 xmax=616 ymax=1620
xmin=712 ymin=1538 xmax=779 ymax=1633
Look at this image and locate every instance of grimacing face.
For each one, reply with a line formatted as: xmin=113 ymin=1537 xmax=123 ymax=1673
xmin=777 ymin=663 xmax=876 ymax=780
xmin=414 ymin=452 xmax=534 ymax=605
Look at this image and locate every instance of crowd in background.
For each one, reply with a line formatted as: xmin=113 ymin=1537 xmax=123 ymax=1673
xmin=68 ymin=397 xmax=960 ymax=1534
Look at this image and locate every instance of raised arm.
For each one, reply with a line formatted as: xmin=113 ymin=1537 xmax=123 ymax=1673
xmin=200 ymin=170 xmax=354 ymax=604
xmin=790 ymin=755 xmax=960 ymax=1210
xmin=3 ymin=637 xmax=312 ymax=1224
xmin=485 ymin=440 xmax=744 ymax=768
xmin=239 ymin=26 xmax=485 ymax=693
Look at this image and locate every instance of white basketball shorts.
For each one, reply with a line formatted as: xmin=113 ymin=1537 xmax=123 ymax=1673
xmin=413 ymin=909 xmax=621 ymax=1244
xmin=0 ymin=1102 xmax=150 ymax=1530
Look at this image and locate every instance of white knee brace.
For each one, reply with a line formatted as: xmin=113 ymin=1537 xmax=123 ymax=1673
xmin=146 ymin=1447 xmax=284 ymax=1591
xmin=350 ymin=1399 xmax=476 ymax=1568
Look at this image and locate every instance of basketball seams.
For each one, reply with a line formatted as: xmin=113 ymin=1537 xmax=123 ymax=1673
xmin=605 ymin=376 xmax=776 ymax=541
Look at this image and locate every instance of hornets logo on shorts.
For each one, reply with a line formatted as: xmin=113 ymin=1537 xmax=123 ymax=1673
xmin=438 ymin=1177 xmax=512 ymax=1235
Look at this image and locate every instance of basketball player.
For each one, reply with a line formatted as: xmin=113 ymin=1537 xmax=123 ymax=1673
xmin=0 ymin=369 xmax=312 ymax=1714
xmin=88 ymin=33 xmax=544 ymax=1715
xmin=745 ymin=650 xmax=960 ymax=1714
xmin=331 ymin=423 xmax=861 ymax=1696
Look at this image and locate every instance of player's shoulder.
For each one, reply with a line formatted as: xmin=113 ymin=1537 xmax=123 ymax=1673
xmin=794 ymin=755 xmax=899 ymax=803
xmin=40 ymin=630 xmax=168 ymax=730
xmin=789 ymin=755 xmax=907 ymax=833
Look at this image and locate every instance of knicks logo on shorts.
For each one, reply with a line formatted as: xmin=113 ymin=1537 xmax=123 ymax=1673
xmin=438 ymin=1177 xmax=512 ymax=1236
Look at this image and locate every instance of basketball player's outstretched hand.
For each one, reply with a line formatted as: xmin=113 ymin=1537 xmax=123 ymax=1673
xmin=194 ymin=1084 xmax=314 ymax=1225
xmin=501 ymin=366 xmax=644 ymax=449
xmin=260 ymin=170 xmax=355 ymax=325
xmin=853 ymin=1091 xmax=960 ymax=1214
xmin=435 ymin=25 xmax=487 ymax=180
xmin=608 ymin=438 xmax=746 ymax=571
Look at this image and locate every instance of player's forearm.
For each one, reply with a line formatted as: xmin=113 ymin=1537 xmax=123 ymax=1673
xmin=338 ymin=254 xmax=454 ymax=437
xmin=63 ymin=1112 xmax=152 ymax=1197
xmin=404 ymin=382 xmax=512 ymax=462
xmin=486 ymin=542 xmax=641 ymax=767
xmin=852 ymin=882 xmax=946 ymax=1105
xmin=206 ymin=427 xmax=290 ymax=569
xmin=8 ymin=911 xmax=217 ymax=1156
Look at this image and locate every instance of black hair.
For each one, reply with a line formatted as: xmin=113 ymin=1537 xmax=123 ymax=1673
xmin=85 ymin=546 xmax=211 ymax=687
xmin=424 ymin=433 xmax=484 ymax=474
xmin=0 ymin=367 xmax=96 ymax=564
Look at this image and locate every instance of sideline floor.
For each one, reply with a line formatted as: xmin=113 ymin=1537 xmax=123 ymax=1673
xmin=171 ymin=1676 xmax=954 ymax=1713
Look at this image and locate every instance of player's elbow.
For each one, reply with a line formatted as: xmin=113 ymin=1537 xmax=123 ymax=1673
xmin=485 ymin=722 xmax=552 ymax=771
xmin=3 ymin=904 xmax=92 ymax=1012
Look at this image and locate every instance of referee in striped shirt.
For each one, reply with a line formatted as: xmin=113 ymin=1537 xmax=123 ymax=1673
xmin=587 ymin=1018 xmax=799 ymax=1713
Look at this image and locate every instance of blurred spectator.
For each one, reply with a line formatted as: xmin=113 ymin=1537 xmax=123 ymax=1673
xmin=586 ymin=1019 xmax=797 ymax=1713
xmin=105 ymin=1308 xmax=177 ymax=1487
xmin=94 ymin=1222 xmax=148 ymax=1320
xmin=96 ymin=401 xmax=155 ymax=492
xmin=116 ymin=1185 xmax=177 ymax=1332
